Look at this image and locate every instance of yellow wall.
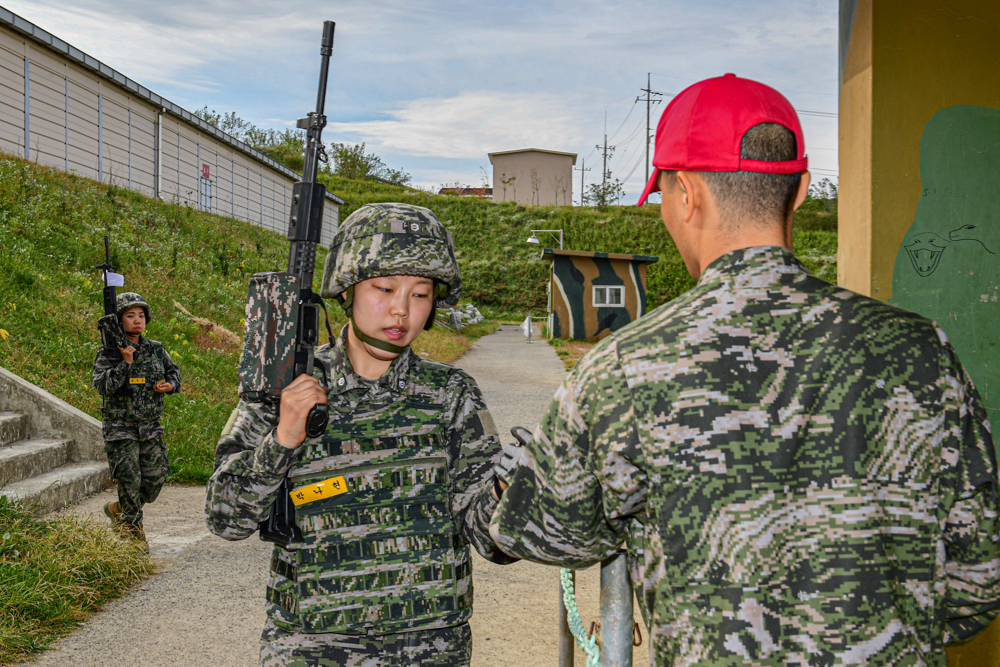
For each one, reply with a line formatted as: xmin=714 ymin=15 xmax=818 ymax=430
xmin=840 ymin=3 xmax=1000 ymax=663
xmin=839 ymin=1 xmax=1000 ymax=298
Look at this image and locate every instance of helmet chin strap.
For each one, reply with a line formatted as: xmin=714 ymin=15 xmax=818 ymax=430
xmin=351 ymin=317 xmax=408 ymax=354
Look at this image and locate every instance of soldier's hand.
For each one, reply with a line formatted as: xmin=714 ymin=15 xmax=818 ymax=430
xmin=153 ymin=381 xmax=172 ymax=393
xmin=118 ymin=346 xmax=136 ymax=364
xmin=275 ymin=374 xmax=329 ymax=450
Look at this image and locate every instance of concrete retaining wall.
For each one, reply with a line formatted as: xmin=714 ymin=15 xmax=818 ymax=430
xmin=0 ymin=366 xmax=104 ymax=462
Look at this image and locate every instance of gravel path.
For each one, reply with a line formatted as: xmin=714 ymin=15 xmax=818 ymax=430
xmin=29 ymin=326 xmax=641 ymax=666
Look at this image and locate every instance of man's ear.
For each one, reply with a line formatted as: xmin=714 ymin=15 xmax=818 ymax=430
xmin=792 ymin=171 xmax=812 ymax=212
xmin=676 ymin=171 xmax=698 ymax=224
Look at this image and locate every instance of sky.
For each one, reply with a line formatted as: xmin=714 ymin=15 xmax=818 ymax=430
xmin=3 ymin=0 xmax=840 ymax=202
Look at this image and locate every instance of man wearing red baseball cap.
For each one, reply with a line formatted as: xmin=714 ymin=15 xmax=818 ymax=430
xmin=492 ymin=74 xmax=999 ymax=665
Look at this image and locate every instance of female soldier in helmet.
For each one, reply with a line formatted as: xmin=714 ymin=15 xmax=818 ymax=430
xmin=92 ymin=292 xmax=181 ymax=548
xmin=206 ymin=203 xmax=516 ymax=666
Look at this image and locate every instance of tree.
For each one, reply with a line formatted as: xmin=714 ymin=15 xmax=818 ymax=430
xmin=193 ymin=108 xmax=410 ymax=185
xmin=551 ymin=174 xmax=570 ymax=206
xmin=499 ymin=171 xmax=518 ymax=202
xmin=584 ymin=178 xmax=625 ymax=208
xmin=327 ymin=142 xmax=411 ymax=186
xmin=530 ymin=168 xmax=541 ymax=205
xmin=808 ymin=177 xmax=838 ymax=200
xmin=193 ymin=107 xmax=305 ymax=170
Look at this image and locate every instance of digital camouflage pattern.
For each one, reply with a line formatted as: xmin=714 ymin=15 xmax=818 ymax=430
xmin=116 ymin=291 xmax=151 ymax=321
xmin=320 ymin=203 xmax=462 ymax=308
xmin=239 ymin=272 xmax=301 ymax=402
xmin=491 ymin=246 xmax=1000 ymax=666
xmin=259 ymin=617 xmax=472 ymax=667
xmin=206 ymin=328 xmax=514 ymax=654
xmin=92 ymin=336 xmax=181 ymax=440
xmin=104 ymin=435 xmax=169 ymax=525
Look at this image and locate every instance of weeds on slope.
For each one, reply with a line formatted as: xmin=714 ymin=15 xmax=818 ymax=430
xmin=0 ymin=495 xmax=151 ymax=665
xmin=0 ymin=155 xmax=495 ymax=484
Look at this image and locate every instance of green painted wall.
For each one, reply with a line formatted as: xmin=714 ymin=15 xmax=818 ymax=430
xmin=890 ymin=106 xmax=1000 ymax=433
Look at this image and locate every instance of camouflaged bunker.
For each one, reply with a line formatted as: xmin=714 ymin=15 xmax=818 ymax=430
xmin=542 ymin=248 xmax=658 ymax=340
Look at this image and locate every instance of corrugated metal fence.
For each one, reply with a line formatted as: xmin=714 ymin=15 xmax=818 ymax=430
xmin=0 ymin=7 xmax=341 ymax=245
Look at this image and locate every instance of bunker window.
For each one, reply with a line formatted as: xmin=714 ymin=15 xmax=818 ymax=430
xmin=593 ymin=286 xmax=624 ymax=307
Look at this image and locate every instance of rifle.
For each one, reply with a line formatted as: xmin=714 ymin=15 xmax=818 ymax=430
xmin=95 ymin=235 xmax=129 ymax=354
xmin=238 ymin=21 xmax=335 ymax=547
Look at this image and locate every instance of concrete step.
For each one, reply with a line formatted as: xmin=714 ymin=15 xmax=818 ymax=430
xmin=0 ymin=438 xmax=74 ymax=485
xmin=3 ymin=461 xmax=109 ymax=513
xmin=0 ymin=412 xmax=31 ymax=448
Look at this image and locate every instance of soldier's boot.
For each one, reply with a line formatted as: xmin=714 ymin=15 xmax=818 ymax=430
xmin=121 ymin=521 xmax=149 ymax=553
xmin=103 ymin=500 xmax=123 ymax=526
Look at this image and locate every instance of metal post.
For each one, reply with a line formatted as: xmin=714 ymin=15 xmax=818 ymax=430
xmin=128 ymin=108 xmax=132 ymax=189
xmin=558 ymin=570 xmax=575 ymax=667
xmin=64 ymin=77 xmax=68 ymax=172
xmin=23 ymin=56 xmax=29 ymax=160
xmin=599 ymin=553 xmax=633 ymax=667
xmin=98 ymin=93 xmax=103 ymax=181
xmin=154 ymin=111 xmax=161 ymax=199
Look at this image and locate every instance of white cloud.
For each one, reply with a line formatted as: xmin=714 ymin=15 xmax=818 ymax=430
xmin=2 ymin=0 xmax=839 ymax=194
xmin=2 ymin=0 xmax=312 ymax=90
xmin=328 ymin=91 xmax=586 ymax=160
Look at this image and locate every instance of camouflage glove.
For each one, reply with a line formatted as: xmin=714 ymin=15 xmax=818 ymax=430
xmin=494 ymin=443 xmax=524 ymax=486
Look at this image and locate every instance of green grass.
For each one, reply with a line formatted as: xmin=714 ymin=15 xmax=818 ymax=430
xmin=0 ymin=154 xmax=502 ymax=484
xmin=0 ymin=154 xmax=838 ymax=664
xmin=0 ymin=154 xmax=838 ymax=485
xmin=318 ymin=173 xmax=839 ymax=319
xmin=0 ymin=495 xmax=152 ymax=664
xmin=0 ymin=154 xmax=302 ymax=485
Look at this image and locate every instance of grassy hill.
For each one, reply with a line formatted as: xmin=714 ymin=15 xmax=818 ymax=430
xmin=0 ymin=154 xmax=491 ymax=486
xmin=0 ymin=154 xmax=837 ymax=485
xmin=320 ymin=173 xmax=838 ymax=319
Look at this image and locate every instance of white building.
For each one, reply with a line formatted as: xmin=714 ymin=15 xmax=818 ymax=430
xmin=489 ymin=148 xmax=576 ymax=207
xmin=0 ymin=7 xmax=342 ymax=244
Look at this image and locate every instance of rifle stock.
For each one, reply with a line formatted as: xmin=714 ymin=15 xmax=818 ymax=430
xmin=95 ymin=235 xmax=129 ymax=353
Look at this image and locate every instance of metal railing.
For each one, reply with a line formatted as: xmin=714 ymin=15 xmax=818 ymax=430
xmin=559 ymin=552 xmax=635 ymax=667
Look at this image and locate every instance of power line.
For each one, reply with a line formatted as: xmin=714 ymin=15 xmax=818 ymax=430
xmin=598 ymin=111 xmax=616 ymax=191
xmin=608 ymin=100 xmax=640 ymax=141
xmin=574 ymin=158 xmax=591 ymax=206
xmin=637 ymin=72 xmax=664 ymax=185
xmin=649 ymin=72 xmax=837 ymax=97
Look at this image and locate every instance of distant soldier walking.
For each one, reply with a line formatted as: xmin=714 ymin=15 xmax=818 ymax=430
xmin=93 ymin=292 xmax=180 ymax=548
xmin=206 ymin=204 xmax=516 ymax=666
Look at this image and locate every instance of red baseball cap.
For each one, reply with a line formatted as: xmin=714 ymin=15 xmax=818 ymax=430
xmin=636 ymin=73 xmax=807 ymax=206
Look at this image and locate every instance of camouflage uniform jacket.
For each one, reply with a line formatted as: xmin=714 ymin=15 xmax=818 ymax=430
xmin=92 ymin=336 xmax=181 ymax=441
xmin=490 ymin=246 xmax=1000 ymax=666
xmin=206 ymin=328 xmax=515 ymax=634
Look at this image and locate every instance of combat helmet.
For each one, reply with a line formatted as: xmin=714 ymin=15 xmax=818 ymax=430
xmin=116 ymin=292 xmax=151 ymax=323
xmin=320 ymin=203 xmax=461 ymax=352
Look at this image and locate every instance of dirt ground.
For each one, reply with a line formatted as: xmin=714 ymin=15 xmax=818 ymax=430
xmin=29 ymin=327 xmax=644 ymax=666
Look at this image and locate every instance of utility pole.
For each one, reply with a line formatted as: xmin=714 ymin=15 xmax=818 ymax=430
xmin=596 ymin=111 xmax=616 ymax=193
xmin=574 ymin=158 xmax=590 ymax=206
xmin=637 ymin=73 xmax=663 ymax=184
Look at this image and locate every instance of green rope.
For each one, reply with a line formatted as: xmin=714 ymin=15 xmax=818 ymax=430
xmin=560 ymin=568 xmax=601 ymax=667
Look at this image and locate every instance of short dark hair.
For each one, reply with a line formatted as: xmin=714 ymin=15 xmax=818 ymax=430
xmin=661 ymin=123 xmax=802 ymax=226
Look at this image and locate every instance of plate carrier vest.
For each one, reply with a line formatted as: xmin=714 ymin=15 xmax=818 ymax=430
xmin=102 ymin=339 xmax=167 ymax=422
xmin=265 ymin=359 xmax=472 ymax=635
